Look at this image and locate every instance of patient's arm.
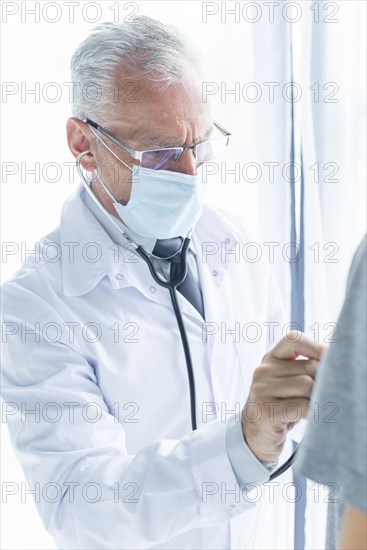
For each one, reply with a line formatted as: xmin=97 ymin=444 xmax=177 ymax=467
xmin=339 ymin=505 xmax=367 ymax=550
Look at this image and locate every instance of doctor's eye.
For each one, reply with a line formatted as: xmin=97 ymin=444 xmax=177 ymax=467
xmin=141 ymin=148 xmax=183 ymax=170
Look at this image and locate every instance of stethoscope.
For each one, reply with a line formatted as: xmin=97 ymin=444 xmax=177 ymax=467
xmin=76 ymin=150 xmax=298 ymax=481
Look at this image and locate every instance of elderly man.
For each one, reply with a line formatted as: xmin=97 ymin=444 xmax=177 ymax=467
xmin=2 ymin=16 xmax=323 ymax=549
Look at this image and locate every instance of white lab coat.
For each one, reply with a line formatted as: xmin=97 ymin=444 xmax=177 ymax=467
xmin=1 ymin=183 xmax=309 ymax=549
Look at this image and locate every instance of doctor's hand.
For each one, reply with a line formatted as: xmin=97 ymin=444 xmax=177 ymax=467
xmin=242 ymin=331 xmax=325 ymax=463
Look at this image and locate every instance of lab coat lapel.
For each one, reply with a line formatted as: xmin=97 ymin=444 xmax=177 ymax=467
xmin=192 ymin=211 xmax=248 ymax=410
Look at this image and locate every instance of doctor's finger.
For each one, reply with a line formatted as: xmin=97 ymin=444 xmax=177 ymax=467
xmin=271 ymin=398 xmax=311 ymax=425
xmin=255 ymin=359 xmax=318 ymax=380
xmin=258 ymin=375 xmax=315 ymax=399
xmin=269 ymin=331 xmax=326 ymax=361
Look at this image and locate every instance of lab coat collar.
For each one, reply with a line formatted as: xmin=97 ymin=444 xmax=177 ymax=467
xmin=60 ymin=183 xmax=129 ymax=296
xmin=60 ymin=183 xmax=236 ymax=298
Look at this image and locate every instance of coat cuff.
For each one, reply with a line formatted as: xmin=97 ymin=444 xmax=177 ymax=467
xmin=225 ymin=413 xmax=272 ymax=483
xmin=190 ymin=416 xmax=269 ymax=519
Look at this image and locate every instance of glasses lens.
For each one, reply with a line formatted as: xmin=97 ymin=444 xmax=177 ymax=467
xmin=140 ymin=135 xmax=229 ymax=170
xmin=196 ymin=137 xmax=229 ymax=164
xmin=141 ymin=148 xmax=183 ymax=170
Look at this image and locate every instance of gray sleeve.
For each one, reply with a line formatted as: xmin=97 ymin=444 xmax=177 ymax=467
xmin=295 ymin=235 xmax=367 ymax=515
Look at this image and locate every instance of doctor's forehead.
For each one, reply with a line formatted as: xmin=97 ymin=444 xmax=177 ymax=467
xmin=108 ymin=75 xmax=211 ymax=145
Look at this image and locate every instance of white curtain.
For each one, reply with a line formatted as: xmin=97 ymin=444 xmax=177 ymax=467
xmin=303 ymin=0 xmax=366 ymax=325
xmin=251 ymin=2 xmax=366 ymax=549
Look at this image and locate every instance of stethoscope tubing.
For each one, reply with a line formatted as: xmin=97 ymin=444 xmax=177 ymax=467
xmin=76 ymin=152 xmax=298 ymax=478
xmin=136 ymin=241 xmax=298 ymax=478
xmin=135 ymin=240 xmax=197 ymax=431
xmin=136 ymin=238 xmax=190 ymax=288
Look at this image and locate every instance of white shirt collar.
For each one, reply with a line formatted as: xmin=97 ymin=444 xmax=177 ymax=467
xmin=59 ymin=182 xmax=236 ymax=297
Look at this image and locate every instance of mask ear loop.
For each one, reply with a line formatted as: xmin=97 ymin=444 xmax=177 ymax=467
xmin=77 ymin=133 xmax=126 ymax=210
xmin=75 ymin=149 xmax=138 ymax=250
xmin=87 ymin=125 xmax=137 ymax=208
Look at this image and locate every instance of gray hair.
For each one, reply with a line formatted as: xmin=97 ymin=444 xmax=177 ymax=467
xmin=70 ymin=15 xmax=202 ymax=125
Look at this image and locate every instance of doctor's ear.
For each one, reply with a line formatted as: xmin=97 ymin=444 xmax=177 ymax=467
xmin=66 ymin=117 xmax=97 ymax=171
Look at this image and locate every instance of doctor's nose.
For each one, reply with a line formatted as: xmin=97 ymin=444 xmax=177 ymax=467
xmin=172 ymin=149 xmax=197 ymax=175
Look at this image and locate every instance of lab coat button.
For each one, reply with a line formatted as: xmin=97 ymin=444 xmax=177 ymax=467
xmin=115 ymin=273 xmax=124 ymax=280
xmin=149 ymin=286 xmax=157 ymax=293
xmin=212 ymin=270 xmax=218 ymax=277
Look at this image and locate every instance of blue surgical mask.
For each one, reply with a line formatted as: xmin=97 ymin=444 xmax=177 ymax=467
xmin=112 ymin=165 xmax=206 ymax=239
xmin=91 ymin=129 xmax=207 ymax=239
xmin=87 ymin=128 xmax=206 ymax=239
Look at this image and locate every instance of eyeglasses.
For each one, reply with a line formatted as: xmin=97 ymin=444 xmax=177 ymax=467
xmin=85 ymin=118 xmax=231 ymax=171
